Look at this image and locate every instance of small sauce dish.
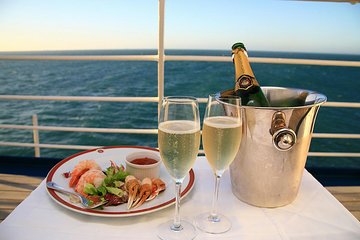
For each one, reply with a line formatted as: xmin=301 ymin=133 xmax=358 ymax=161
xmin=125 ymin=151 xmax=161 ymax=180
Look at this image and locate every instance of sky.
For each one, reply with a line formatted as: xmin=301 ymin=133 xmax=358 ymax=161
xmin=0 ymin=0 xmax=359 ymax=54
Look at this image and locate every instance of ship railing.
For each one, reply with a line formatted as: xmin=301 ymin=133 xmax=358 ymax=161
xmin=0 ymin=0 xmax=359 ymax=158
xmin=0 ymin=54 xmax=359 ymax=158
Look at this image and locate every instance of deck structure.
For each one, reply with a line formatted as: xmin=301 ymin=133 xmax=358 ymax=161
xmin=0 ymin=174 xmax=42 ymax=223
xmin=0 ymin=173 xmax=359 ymax=223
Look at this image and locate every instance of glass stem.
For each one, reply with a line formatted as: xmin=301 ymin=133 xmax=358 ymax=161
xmin=171 ymin=182 xmax=183 ymax=231
xmin=210 ymin=175 xmax=221 ymax=222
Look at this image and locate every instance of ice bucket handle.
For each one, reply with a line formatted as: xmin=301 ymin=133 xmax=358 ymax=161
xmin=270 ymin=111 xmax=297 ymax=151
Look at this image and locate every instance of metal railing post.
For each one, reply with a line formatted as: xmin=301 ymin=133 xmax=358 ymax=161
xmin=158 ymin=0 xmax=165 ymax=116
xmin=32 ymin=114 xmax=40 ymax=157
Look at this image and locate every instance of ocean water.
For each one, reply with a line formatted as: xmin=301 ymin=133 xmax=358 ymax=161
xmin=0 ymin=49 xmax=359 ymax=169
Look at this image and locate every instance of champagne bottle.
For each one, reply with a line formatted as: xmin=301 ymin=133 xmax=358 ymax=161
xmin=229 ymin=42 xmax=270 ymax=106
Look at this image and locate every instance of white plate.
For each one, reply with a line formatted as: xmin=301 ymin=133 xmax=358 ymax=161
xmin=46 ymin=146 xmax=195 ymax=217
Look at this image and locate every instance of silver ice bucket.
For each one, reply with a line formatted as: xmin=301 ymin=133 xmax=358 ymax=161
xmin=228 ymin=87 xmax=327 ymax=208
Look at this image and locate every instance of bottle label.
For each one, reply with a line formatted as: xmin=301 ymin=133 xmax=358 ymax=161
xmin=236 ymin=75 xmax=254 ymax=91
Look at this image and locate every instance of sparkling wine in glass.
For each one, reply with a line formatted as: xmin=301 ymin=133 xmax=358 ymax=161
xmin=195 ymin=94 xmax=242 ymax=234
xmin=157 ymin=96 xmax=201 ymax=240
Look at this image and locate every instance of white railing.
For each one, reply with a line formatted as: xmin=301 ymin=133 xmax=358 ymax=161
xmin=0 ymin=0 xmax=359 ymax=158
xmin=0 ymin=103 xmax=359 ymax=158
xmin=1 ymin=55 xmax=360 ymax=67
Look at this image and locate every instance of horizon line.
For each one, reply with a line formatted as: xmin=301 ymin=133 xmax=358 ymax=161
xmin=0 ymin=48 xmax=359 ymax=56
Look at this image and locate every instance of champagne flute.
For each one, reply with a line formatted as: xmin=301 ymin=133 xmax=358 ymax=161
xmin=157 ymin=96 xmax=201 ymax=240
xmin=195 ymin=94 xmax=242 ymax=234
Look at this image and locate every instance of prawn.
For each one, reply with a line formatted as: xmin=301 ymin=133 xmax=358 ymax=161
xmin=75 ymin=169 xmax=106 ymax=203
xmin=125 ymin=175 xmax=140 ymax=209
xmin=69 ymin=160 xmax=102 ymax=187
xmin=147 ymin=178 xmax=166 ymax=201
xmin=132 ymin=178 xmax=152 ymax=209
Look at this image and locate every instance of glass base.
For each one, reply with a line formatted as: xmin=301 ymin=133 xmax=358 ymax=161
xmin=157 ymin=220 xmax=197 ymax=240
xmin=195 ymin=212 xmax=231 ymax=234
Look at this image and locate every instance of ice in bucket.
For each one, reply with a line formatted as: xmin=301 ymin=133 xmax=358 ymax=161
xmin=227 ymin=87 xmax=326 ymax=208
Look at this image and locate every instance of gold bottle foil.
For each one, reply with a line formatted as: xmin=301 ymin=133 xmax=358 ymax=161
xmin=232 ymin=48 xmax=260 ymax=91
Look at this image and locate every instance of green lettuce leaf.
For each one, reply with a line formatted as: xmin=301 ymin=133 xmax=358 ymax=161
xmin=97 ymin=185 xmax=107 ymax=196
xmin=106 ymin=186 xmax=124 ymax=196
xmin=84 ymin=183 xmax=97 ymax=195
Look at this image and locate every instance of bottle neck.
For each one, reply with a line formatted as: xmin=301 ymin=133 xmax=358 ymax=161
xmin=232 ymin=48 xmax=255 ymax=81
xmin=232 ymin=48 xmax=260 ymax=92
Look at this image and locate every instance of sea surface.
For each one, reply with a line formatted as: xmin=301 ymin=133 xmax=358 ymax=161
xmin=0 ymin=49 xmax=359 ymax=169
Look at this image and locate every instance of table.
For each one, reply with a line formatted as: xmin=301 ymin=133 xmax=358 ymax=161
xmin=1 ymin=157 xmax=359 ymax=240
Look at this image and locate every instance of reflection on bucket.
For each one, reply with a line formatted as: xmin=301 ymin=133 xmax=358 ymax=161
xmin=227 ymin=87 xmax=327 ymax=208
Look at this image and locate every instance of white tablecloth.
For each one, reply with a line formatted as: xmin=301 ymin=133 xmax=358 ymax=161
xmin=1 ymin=157 xmax=360 ymax=240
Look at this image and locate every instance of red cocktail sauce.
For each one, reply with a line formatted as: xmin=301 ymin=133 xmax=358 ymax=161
xmin=130 ymin=158 xmax=158 ymax=165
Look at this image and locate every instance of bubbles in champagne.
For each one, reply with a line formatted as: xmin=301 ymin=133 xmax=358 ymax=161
xmin=202 ymin=116 xmax=242 ymax=176
xmin=158 ymin=120 xmax=200 ymax=182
